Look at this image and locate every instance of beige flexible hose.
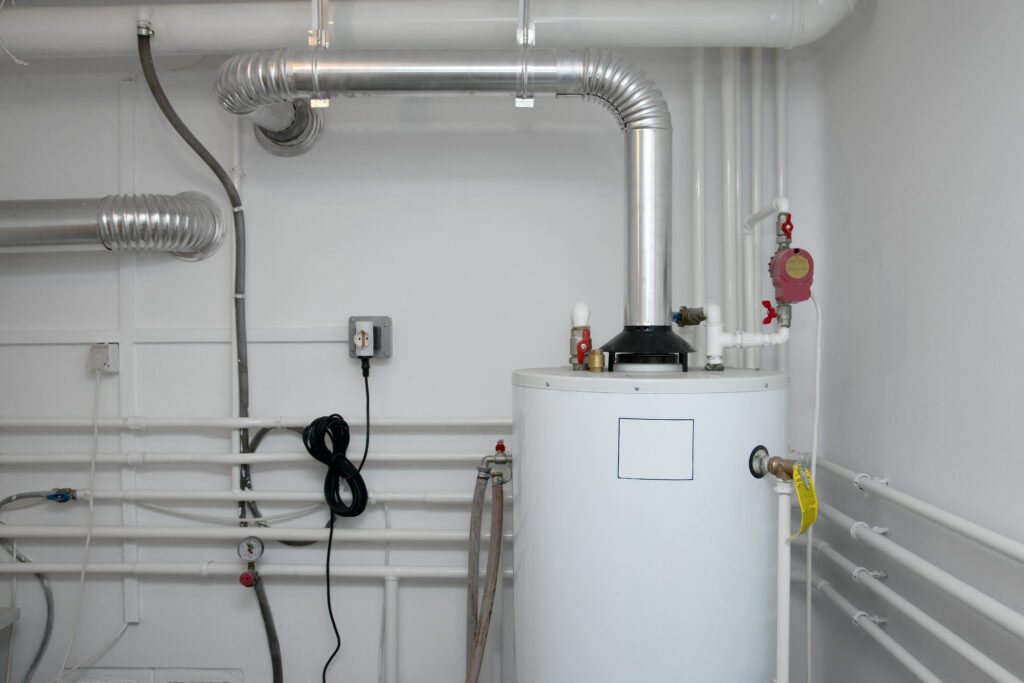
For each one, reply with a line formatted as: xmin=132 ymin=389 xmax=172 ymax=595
xmin=466 ymin=478 xmax=503 ymax=683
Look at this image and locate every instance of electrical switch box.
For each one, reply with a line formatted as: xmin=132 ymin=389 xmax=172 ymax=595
xmin=348 ymin=316 xmax=393 ymax=359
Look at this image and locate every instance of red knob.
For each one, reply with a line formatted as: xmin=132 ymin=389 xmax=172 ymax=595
xmin=576 ymin=329 xmax=592 ymax=364
xmin=780 ymin=214 xmax=794 ymax=239
xmin=239 ymin=571 xmax=256 ymax=587
xmin=494 ymin=439 xmax=506 ymax=453
xmin=762 ymin=300 xmax=778 ymax=325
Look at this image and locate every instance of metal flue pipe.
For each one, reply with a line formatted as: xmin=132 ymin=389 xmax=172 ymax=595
xmin=0 ymin=192 xmax=224 ymax=261
xmin=216 ymin=48 xmax=673 ymax=329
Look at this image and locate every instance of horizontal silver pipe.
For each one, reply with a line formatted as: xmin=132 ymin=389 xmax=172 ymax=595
xmin=216 ymin=48 xmax=671 ymax=327
xmin=0 ymin=192 xmax=224 ymax=261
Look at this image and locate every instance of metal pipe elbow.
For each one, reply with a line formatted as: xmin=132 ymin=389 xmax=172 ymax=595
xmin=580 ymin=48 xmax=671 ymax=131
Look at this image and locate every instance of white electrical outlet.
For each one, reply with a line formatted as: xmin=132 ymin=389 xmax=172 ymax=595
xmin=86 ymin=343 xmax=120 ymax=373
xmin=348 ymin=316 xmax=393 ymax=359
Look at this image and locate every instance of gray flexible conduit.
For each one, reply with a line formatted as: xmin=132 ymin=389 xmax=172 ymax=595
xmin=466 ymin=479 xmax=503 ymax=683
xmin=138 ymin=30 xmax=282 ymax=683
xmin=253 ymin=575 xmax=284 ymax=683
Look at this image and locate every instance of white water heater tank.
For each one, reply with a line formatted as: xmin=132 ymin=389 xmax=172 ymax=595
xmin=513 ymin=368 xmax=786 ymax=682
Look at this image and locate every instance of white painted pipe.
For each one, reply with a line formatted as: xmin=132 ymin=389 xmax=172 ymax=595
xmin=744 ymin=196 xmax=791 ymax=229
xmin=691 ymin=47 xmax=706 ymax=362
xmin=819 ymin=504 xmax=1024 ymax=642
xmin=704 ymin=302 xmax=790 ymax=367
xmin=774 ymin=48 xmax=789 ymax=374
xmin=0 ymin=416 xmax=511 ymax=431
xmin=809 ymin=577 xmax=945 ymax=683
xmin=814 ymin=539 xmax=1024 ymax=683
xmin=0 ymin=452 xmax=496 ymax=466
xmin=384 ymin=576 xmax=399 ymax=683
xmin=721 ymin=48 xmax=739 ymax=368
xmin=749 ymin=46 xmax=764 ymax=370
xmin=733 ymin=50 xmax=745 ymax=369
xmin=82 ymin=489 xmax=489 ymax=505
xmin=0 ymin=1 xmax=860 ymax=56
xmin=0 ymin=525 xmax=512 ymax=544
xmin=819 ymin=459 xmax=1024 ymax=566
xmin=775 ymin=479 xmax=793 ymax=683
xmin=0 ymin=562 xmax=513 ymax=580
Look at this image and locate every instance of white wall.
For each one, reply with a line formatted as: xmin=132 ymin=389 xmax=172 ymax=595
xmin=0 ymin=45 xmax=829 ymax=682
xmin=805 ymin=1 xmax=1024 ymax=681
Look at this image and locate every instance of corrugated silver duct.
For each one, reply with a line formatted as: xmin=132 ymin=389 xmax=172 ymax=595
xmin=215 ymin=48 xmax=678 ymax=337
xmin=0 ymin=192 xmax=224 ymax=261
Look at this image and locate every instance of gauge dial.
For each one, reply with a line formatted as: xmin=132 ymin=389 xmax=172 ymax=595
xmin=238 ymin=536 xmax=264 ymax=562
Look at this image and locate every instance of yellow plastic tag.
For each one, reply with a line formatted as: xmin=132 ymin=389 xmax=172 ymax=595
xmin=789 ymin=464 xmax=818 ymax=539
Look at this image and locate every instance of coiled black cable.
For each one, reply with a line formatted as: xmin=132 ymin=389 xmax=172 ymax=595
xmin=304 ymin=411 xmax=370 ymax=682
xmin=303 ymin=414 xmax=369 ymax=518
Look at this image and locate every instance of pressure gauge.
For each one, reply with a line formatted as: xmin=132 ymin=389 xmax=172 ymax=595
xmin=238 ymin=536 xmax=264 ymax=562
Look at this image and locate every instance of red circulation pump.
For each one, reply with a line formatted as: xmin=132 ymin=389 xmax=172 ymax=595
xmin=770 ymin=248 xmax=814 ymax=304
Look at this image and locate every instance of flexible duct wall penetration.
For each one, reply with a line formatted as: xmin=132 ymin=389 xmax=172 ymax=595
xmin=0 ymin=192 xmax=224 ymax=261
xmin=215 ymin=48 xmax=673 ymax=328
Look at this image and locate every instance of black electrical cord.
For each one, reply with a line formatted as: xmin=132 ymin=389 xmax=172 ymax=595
xmin=137 ymin=31 xmax=283 ymax=683
xmin=308 ymin=363 xmax=372 ymax=682
xmin=303 ymin=414 xmax=369 ymax=519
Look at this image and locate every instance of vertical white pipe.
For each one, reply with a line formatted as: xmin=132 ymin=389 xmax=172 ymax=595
xmin=776 ymin=479 xmax=793 ymax=683
xmin=733 ymin=49 xmax=746 ymax=368
xmin=775 ymin=48 xmax=789 ymax=373
xmin=384 ymin=576 xmax=399 ymax=683
xmin=721 ymin=48 xmax=738 ymax=367
xmin=749 ymin=47 xmax=763 ymax=369
xmin=692 ymin=48 xmax=706 ymax=362
xmin=117 ymin=77 xmax=141 ymax=625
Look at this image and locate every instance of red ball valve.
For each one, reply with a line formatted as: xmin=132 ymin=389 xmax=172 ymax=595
xmin=239 ymin=571 xmax=256 ymax=587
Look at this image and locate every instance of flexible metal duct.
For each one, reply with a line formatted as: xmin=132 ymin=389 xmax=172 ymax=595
xmin=215 ymin=47 xmax=679 ymax=340
xmin=0 ymin=192 xmax=224 ymax=261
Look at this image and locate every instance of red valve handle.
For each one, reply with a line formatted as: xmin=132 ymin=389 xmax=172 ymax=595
xmin=239 ymin=571 xmax=255 ymax=587
xmin=780 ymin=214 xmax=794 ymax=239
xmin=495 ymin=439 xmax=506 ymax=453
xmin=762 ymin=300 xmax=778 ymax=325
xmin=576 ymin=329 xmax=592 ymax=364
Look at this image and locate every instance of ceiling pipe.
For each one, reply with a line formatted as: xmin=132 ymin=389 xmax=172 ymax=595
xmin=215 ymin=48 xmax=686 ymax=358
xmin=0 ymin=192 xmax=224 ymax=261
xmin=1 ymin=0 xmax=858 ymax=57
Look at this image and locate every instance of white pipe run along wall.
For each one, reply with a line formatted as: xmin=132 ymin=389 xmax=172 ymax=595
xmin=0 ymin=0 xmax=859 ymax=55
